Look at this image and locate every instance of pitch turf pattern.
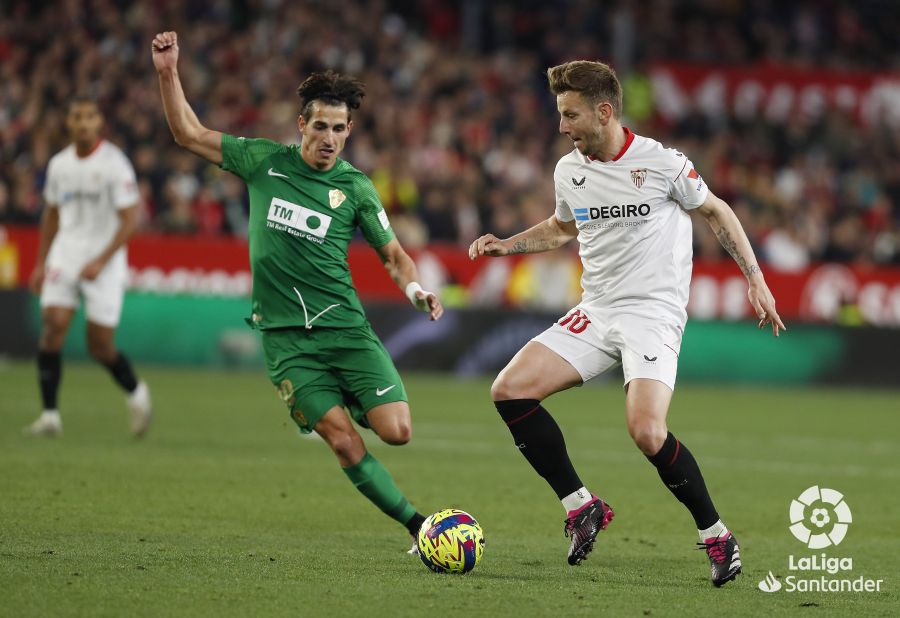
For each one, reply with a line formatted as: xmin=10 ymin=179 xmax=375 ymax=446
xmin=0 ymin=362 xmax=897 ymax=617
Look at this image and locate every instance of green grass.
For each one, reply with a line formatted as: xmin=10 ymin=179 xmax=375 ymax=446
xmin=0 ymin=361 xmax=897 ymax=617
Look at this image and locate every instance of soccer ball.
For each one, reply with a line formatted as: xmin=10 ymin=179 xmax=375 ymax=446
xmin=416 ymin=509 xmax=485 ymax=574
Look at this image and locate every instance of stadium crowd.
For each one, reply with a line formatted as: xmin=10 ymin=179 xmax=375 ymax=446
xmin=2 ymin=0 xmax=899 ymax=270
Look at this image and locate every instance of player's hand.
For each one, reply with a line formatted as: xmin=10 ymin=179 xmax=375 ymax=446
xmin=468 ymin=234 xmax=508 ymax=260
xmin=29 ymin=265 xmax=45 ymax=294
xmin=79 ymin=258 xmax=106 ymax=281
xmin=151 ymin=31 xmax=179 ymax=73
xmin=415 ymin=291 xmax=443 ymax=321
xmin=748 ymin=279 xmax=786 ymax=337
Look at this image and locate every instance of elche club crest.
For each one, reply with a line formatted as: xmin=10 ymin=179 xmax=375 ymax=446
xmin=329 ymin=189 xmax=346 ymax=209
xmin=631 ymin=168 xmax=647 ymax=189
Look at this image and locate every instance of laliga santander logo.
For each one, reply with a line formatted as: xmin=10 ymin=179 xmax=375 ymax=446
xmin=789 ymin=486 xmax=852 ymax=549
xmin=759 ymin=486 xmax=882 ymax=594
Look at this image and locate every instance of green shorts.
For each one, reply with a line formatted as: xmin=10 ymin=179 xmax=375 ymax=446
xmin=261 ymin=326 xmax=407 ymax=434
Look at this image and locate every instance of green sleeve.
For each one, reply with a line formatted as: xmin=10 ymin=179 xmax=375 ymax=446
xmin=354 ymin=175 xmax=396 ymax=248
xmin=219 ymin=134 xmax=287 ymax=180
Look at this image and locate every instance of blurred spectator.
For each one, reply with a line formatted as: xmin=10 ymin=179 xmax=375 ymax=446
xmin=0 ymin=0 xmax=897 ymax=269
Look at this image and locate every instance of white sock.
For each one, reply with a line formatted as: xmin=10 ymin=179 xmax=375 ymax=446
xmin=698 ymin=519 xmax=729 ymax=541
xmin=561 ymin=487 xmax=593 ymax=512
xmin=128 ymin=381 xmax=148 ymax=403
xmin=42 ymin=409 xmax=60 ymax=420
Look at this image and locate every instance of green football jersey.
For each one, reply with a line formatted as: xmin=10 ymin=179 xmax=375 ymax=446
xmin=220 ymin=134 xmax=395 ymax=330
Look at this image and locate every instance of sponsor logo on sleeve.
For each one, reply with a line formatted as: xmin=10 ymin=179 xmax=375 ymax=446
xmin=377 ymin=209 xmax=391 ymax=230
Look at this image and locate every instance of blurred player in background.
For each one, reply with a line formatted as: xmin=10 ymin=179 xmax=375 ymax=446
xmin=25 ymin=96 xmax=152 ymax=438
xmin=152 ymin=31 xmax=443 ymax=550
xmin=470 ymin=61 xmax=785 ymax=586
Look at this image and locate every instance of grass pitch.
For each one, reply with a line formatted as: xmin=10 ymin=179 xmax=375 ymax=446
xmin=0 ymin=361 xmax=897 ymax=617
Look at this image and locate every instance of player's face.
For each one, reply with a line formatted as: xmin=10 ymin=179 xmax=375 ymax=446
xmin=66 ymin=102 xmax=103 ymax=147
xmin=298 ymin=102 xmax=353 ymax=171
xmin=557 ymin=91 xmax=605 ymax=157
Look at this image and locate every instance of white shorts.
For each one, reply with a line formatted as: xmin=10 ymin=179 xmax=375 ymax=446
xmin=40 ymin=255 xmax=127 ymax=327
xmin=532 ymin=305 xmax=683 ymax=391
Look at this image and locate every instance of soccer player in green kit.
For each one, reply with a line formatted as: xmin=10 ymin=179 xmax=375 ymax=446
xmin=152 ymin=31 xmax=443 ymax=549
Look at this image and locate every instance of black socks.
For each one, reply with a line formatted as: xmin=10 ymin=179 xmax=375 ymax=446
xmin=495 ymin=399 xmax=583 ymax=499
xmin=405 ymin=512 xmax=427 ymax=536
xmin=104 ymin=353 xmax=139 ymax=393
xmin=37 ymin=350 xmax=62 ymax=409
xmin=647 ymin=432 xmax=719 ymax=529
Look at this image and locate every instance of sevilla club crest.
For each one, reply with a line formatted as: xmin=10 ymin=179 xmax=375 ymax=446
xmin=631 ymin=169 xmax=647 ymax=189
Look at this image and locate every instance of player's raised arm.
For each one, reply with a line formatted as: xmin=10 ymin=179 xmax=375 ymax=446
xmin=694 ymin=191 xmax=786 ymax=336
xmin=375 ymin=239 xmax=443 ymax=321
xmin=468 ymin=214 xmax=577 ymax=260
xmin=152 ymin=31 xmax=223 ymax=164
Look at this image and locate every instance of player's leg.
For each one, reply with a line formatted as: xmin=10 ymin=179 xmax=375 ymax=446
xmin=492 ymin=314 xmax=617 ymax=565
xmin=330 ymin=326 xmax=412 ymax=447
xmin=83 ymin=266 xmax=151 ymax=436
xmin=490 ymin=340 xmax=585 ymax=501
xmin=265 ymin=328 xmax=426 ymax=547
xmin=619 ymin=316 xmax=740 ymax=585
xmin=366 ymin=401 xmax=411 ymax=445
xmin=313 ymin=405 xmax=425 ymax=543
xmin=25 ymin=305 xmax=75 ymax=436
xmin=625 ymin=378 xmax=741 ymax=586
xmin=326 ymin=329 xmax=426 ymax=542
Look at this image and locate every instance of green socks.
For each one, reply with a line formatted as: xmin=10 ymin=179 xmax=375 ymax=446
xmin=342 ymin=452 xmax=417 ymax=526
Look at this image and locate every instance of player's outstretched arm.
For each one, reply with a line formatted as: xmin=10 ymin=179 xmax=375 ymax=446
xmin=694 ymin=191 xmax=786 ymax=337
xmin=468 ymin=214 xmax=577 ymax=260
xmin=375 ymin=239 xmax=443 ymax=321
xmin=152 ymin=31 xmax=223 ymax=165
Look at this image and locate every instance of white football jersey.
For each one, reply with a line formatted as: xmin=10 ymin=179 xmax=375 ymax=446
xmin=554 ymin=128 xmax=708 ymax=326
xmin=43 ymin=140 xmax=139 ymax=273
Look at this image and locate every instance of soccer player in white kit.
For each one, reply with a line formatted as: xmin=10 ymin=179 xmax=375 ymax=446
xmin=469 ymin=61 xmax=785 ymax=587
xmin=25 ymin=96 xmax=152 ymax=438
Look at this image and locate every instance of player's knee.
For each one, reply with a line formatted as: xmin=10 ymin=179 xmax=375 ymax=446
xmin=39 ymin=331 xmax=65 ymax=351
xmin=628 ymin=418 xmax=667 ymax=455
xmin=326 ymin=430 xmax=365 ymax=463
xmin=491 ymin=371 xmax=524 ymax=401
xmin=380 ymin=419 xmax=411 ymax=446
xmin=40 ymin=320 xmax=68 ymax=350
xmin=86 ymin=337 xmax=116 ymax=364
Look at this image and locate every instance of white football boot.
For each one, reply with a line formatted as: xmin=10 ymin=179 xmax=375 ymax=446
xmin=23 ymin=411 xmax=62 ymax=437
xmin=128 ymin=381 xmax=153 ymax=438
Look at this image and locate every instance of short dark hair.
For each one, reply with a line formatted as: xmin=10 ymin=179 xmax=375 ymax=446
xmin=68 ymin=94 xmax=100 ymax=114
xmin=296 ymin=71 xmax=365 ymax=121
xmin=546 ymin=61 xmax=622 ymax=117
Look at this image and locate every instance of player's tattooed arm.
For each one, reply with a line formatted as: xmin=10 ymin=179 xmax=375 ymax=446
xmin=509 ymin=239 xmax=529 ymax=254
xmin=508 ymin=236 xmax=563 ymax=254
xmin=695 ymin=193 xmax=763 ymax=280
xmin=714 ymin=227 xmax=761 ymax=278
xmin=469 ymin=215 xmax=576 ymax=259
xmin=694 ymin=190 xmax=786 ymax=335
